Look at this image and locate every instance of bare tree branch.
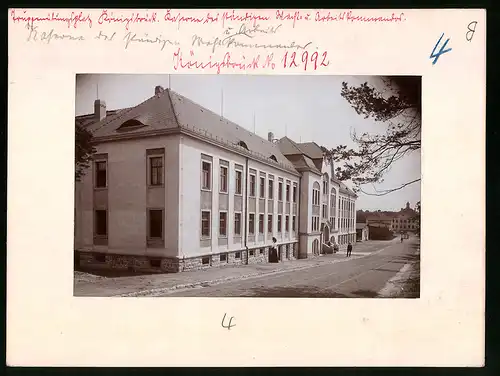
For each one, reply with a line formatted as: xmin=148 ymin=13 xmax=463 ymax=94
xmin=358 ymin=179 xmax=421 ymax=196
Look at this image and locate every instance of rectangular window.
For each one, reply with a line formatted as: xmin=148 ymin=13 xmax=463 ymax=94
xmin=235 ymin=252 xmax=241 ymax=259
xmin=259 ymin=214 xmax=264 ymax=234
xmin=234 ymin=213 xmax=241 ymax=235
xmin=285 ymin=215 xmax=289 ymax=232
xmin=286 ymin=184 xmax=290 ymax=202
xmin=95 ymin=210 xmax=107 ymax=236
xmin=149 ymin=209 xmax=163 ymax=239
xmin=202 ymin=256 xmax=210 ymax=265
xmin=235 ymin=170 xmax=242 ymax=194
xmin=220 ymin=253 xmax=227 ymax=262
xmin=220 ymin=166 xmax=228 ymax=193
xmin=311 ymin=216 xmax=315 ymax=231
xmin=202 ymin=161 xmax=211 ymax=190
xmin=201 ymin=211 xmax=210 ymax=237
xmin=249 ymin=214 xmax=255 ymax=234
xmin=259 ymin=177 xmax=265 ymax=198
xmin=95 ymin=161 xmax=107 ymax=188
xmin=278 ymin=182 xmax=283 ymax=201
xmin=322 ymin=204 xmax=327 ymax=218
xmin=149 ymin=156 xmax=163 ymax=186
xmin=219 ymin=212 xmax=227 ymax=237
xmin=293 ymin=186 xmax=297 ymax=203
xmin=249 ymin=174 xmax=256 ymax=197
xmin=293 ymin=216 xmax=296 ymax=231
xmin=278 ymin=215 xmax=282 ymax=232
xmin=268 ymin=214 xmax=273 ymax=233
xmin=250 ymin=249 xmax=255 ymax=256
xmin=268 ymin=180 xmax=274 ymax=199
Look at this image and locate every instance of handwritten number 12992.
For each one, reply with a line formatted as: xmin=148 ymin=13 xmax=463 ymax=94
xmin=282 ymin=51 xmax=330 ymax=70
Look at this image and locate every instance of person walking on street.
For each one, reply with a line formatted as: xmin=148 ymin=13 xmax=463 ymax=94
xmin=347 ymin=242 xmax=353 ymax=257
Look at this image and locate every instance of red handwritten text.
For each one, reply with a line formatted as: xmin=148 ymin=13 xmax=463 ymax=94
xmin=10 ymin=9 xmax=93 ymax=29
xmin=98 ymin=10 xmax=158 ymax=31
xmin=172 ymin=49 xmax=276 ymax=74
xmin=282 ymin=50 xmax=330 ymax=71
xmin=275 ymin=10 xmax=310 ymax=28
xmin=315 ymin=10 xmax=405 ymax=23
xmin=222 ymin=10 xmax=270 ymax=28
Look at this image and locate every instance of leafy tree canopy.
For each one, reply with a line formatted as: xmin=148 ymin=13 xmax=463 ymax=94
xmin=323 ymin=76 xmax=421 ymax=196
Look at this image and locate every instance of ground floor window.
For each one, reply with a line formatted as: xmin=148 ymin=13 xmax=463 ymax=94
xmin=95 ymin=210 xmax=107 ymax=236
xmin=148 ymin=209 xmax=163 ymax=239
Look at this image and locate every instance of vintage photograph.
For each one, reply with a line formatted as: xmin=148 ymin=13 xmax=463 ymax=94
xmin=74 ymin=74 xmax=421 ymax=298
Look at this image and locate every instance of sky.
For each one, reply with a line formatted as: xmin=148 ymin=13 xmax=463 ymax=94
xmin=75 ymin=74 xmax=421 ymax=211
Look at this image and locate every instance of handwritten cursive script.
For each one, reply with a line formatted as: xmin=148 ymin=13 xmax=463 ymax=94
xmin=123 ymin=32 xmax=179 ymax=51
xmin=25 ymin=23 xmax=85 ymax=43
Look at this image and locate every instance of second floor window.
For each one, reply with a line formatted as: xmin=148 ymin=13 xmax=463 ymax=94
xmin=286 ymin=184 xmax=290 ymax=202
xmin=268 ymin=180 xmax=274 ymax=199
xmin=285 ymin=215 xmax=289 ymax=232
xmin=259 ymin=177 xmax=265 ymax=198
xmin=235 ymin=170 xmax=242 ymax=194
xmin=278 ymin=215 xmax=282 ymax=232
xmin=278 ymin=182 xmax=283 ymax=201
xmin=268 ymin=214 xmax=273 ymax=233
xmin=293 ymin=186 xmax=297 ymax=203
xmin=249 ymin=174 xmax=256 ymax=197
xmin=292 ymin=216 xmax=296 ymax=232
xmin=150 ymin=157 xmax=163 ymax=186
xmin=220 ymin=166 xmax=228 ymax=193
xmin=95 ymin=161 xmax=107 ymax=188
xmin=202 ymin=162 xmax=211 ymax=190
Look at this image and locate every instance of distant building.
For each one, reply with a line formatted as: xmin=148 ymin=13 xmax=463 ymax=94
xmin=366 ymin=214 xmax=394 ymax=230
xmin=356 ymin=223 xmax=369 ymax=241
xmin=74 ymin=86 xmax=358 ymax=273
xmin=392 ymin=202 xmax=418 ymax=232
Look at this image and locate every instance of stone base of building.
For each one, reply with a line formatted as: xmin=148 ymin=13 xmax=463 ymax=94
xmin=76 ymin=242 xmax=298 ymax=273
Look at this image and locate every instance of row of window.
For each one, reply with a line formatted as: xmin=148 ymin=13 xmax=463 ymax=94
xmin=393 ymin=218 xmax=417 ymax=223
xmin=201 ymin=211 xmax=297 ymax=238
xmin=94 ymin=154 xmax=164 ymax=188
xmin=94 ymin=209 xmax=163 ymax=239
xmin=201 ymin=159 xmax=298 ymax=201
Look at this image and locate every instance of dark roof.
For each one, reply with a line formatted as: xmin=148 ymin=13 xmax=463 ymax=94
xmin=75 ymin=109 xmax=128 ymax=128
xmin=280 ymin=150 xmax=322 ymax=175
xmin=78 ymin=89 xmax=297 ymax=172
xmin=277 ymin=136 xmax=304 ymax=155
xmin=296 ymin=142 xmax=324 ymax=159
xmin=367 ymin=214 xmax=394 ymax=222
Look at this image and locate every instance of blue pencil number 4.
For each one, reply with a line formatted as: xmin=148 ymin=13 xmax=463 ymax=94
xmin=430 ymin=33 xmax=452 ymax=65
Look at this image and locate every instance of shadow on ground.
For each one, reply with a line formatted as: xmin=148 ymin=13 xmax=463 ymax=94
xmin=75 ymin=265 xmax=168 ymax=278
xmin=244 ymin=285 xmax=380 ymax=298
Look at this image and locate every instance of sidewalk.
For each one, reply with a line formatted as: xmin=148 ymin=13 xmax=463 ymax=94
xmin=74 ymin=239 xmax=394 ymax=297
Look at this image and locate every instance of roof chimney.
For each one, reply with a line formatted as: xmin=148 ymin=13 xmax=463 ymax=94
xmin=155 ymin=85 xmax=165 ymax=96
xmin=268 ymin=132 xmax=274 ymax=142
xmin=94 ymin=99 xmax=106 ymax=122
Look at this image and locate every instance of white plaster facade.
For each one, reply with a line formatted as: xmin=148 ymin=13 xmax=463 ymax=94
xmin=74 ymin=87 xmax=357 ymax=272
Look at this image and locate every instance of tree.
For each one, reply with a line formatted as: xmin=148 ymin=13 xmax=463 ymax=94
xmin=413 ymin=201 xmax=421 ymax=235
xmin=75 ymin=123 xmax=95 ymax=181
xmin=323 ymin=76 xmax=421 ymax=196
